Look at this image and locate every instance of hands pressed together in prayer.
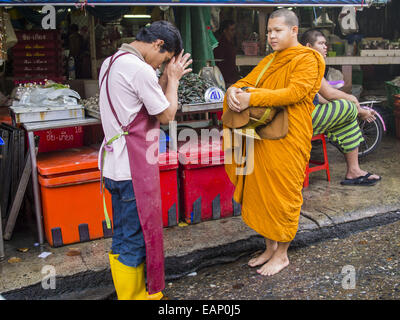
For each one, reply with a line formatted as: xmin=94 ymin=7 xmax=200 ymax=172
xmin=226 ymin=87 xmax=251 ymax=113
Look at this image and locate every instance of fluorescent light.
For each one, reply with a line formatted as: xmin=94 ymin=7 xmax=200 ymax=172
xmin=123 ymin=14 xmax=151 ymax=19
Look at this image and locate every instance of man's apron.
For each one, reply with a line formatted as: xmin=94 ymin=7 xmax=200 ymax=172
xmin=99 ymin=49 xmax=164 ymax=295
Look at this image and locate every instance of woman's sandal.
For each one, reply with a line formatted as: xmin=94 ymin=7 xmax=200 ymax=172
xmin=340 ymin=172 xmax=381 ymax=186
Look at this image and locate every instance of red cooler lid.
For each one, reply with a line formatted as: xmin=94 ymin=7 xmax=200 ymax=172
xmin=178 ymin=139 xmax=224 ymax=166
xmin=37 ymin=146 xmax=100 ymax=176
xmin=159 ymin=151 xmax=179 ymax=171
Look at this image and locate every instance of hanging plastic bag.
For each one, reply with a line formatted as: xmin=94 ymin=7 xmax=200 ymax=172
xmin=4 ymin=12 xmax=17 ymax=50
xmin=210 ymin=7 xmax=220 ymax=32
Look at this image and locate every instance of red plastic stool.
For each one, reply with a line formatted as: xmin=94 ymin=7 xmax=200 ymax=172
xmin=303 ymin=134 xmax=330 ymax=188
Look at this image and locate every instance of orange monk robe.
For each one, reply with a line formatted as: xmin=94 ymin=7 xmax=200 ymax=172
xmin=223 ymin=44 xmax=325 ymax=242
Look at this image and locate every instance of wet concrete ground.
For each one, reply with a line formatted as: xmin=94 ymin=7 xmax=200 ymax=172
xmin=164 ymin=220 xmax=400 ymax=300
xmin=0 ymin=135 xmax=399 ymax=299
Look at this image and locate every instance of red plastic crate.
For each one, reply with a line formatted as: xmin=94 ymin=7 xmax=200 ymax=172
xmin=13 ymin=41 xmax=62 ymax=50
xmin=13 ymin=50 xmax=62 ymax=57
xmin=33 ymin=126 xmax=84 ymax=153
xmin=37 ymin=147 xmax=180 ymax=248
xmin=159 ymin=151 xmax=179 ymax=227
xmin=178 ymin=139 xmax=235 ymax=224
xmin=14 ymin=72 xmax=64 ymax=79
xmin=15 ymin=30 xmax=61 ymax=41
xmin=13 ymin=57 xmax=60 ymax=66
xmin=13 ymin=77 xmax=66 ymax=86
xmin=13 ymin=65 xmax=60 ymax=73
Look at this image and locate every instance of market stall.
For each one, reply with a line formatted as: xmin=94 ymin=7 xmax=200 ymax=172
xmin=0 ymin=1 xmax=228 ymax=245
xmin=2 ymin=83 xmax=225 ymax=247
xmin=233 ymin=0 xmax=399 ymax=133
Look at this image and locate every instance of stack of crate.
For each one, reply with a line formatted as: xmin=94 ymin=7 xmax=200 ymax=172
xmin=0 ymin=123 xmax=25 ymax=222
xmin=12 ymin=30 xmax=64 ymax=81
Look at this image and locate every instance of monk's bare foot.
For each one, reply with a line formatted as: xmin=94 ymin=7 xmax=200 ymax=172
xmin=248 ymin=243 xmax=277 ymax=268
xmin=256 ymin=253 xmax=289 ymax=276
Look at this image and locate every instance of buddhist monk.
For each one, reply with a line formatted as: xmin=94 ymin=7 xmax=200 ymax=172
xmin=223 ymin=9 xmax=325 ymax=276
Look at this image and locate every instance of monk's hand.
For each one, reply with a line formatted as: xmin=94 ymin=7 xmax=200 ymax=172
xmin=226 ymin=87 xmax=243 ymax=112
xmin=236 ymin=92 xmax=250 ymax=111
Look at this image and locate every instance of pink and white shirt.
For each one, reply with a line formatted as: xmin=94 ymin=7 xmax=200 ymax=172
xmin=98 ymin=45 xmax=169 ymax=181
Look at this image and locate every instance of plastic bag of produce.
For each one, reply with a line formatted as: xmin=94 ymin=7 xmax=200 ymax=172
xmin=17 ymin=87 xmax=81 ymax=107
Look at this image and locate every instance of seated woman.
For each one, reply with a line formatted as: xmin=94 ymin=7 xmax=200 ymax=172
xmin=301 ymin=29 xmax=381 ymax=186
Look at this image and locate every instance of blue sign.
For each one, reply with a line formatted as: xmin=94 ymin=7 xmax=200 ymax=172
xmin=205 ymin=87 xmax=224 ymax=103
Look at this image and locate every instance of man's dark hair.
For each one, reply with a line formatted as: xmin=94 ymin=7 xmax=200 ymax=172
xmin=136 ymin=21 xmax=183 ymax=56
xmin=220 ymin=20 xmax=235 ymax=32
xmin=269 ymin=8 xmax=299 ymax=27
xmin=300 ymin=28 xmax=326 ymax=46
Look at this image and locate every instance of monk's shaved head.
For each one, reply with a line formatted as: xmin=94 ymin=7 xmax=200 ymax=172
xmin=267 ymin=8 xmax=299 ymax=52
xmin=269 ymin=8 xmax=299 ymax=27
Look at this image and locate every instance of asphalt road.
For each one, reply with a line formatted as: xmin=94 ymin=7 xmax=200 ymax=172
xmin=163 ymin=219 xmax=400 ymax=300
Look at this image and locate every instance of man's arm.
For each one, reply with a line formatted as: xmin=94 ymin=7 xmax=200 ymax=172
xmin=319 ymin=77 xmax=359 ymax=107
xmin=317 ymin=93 xmax=330 ymax=104
xmin=157 ymin=78 xmax=179 ymax=125
xmin=159 ymin=71 xmax=168 ymax=93
xmin=319 ymin=78 xmax=376 ymax=122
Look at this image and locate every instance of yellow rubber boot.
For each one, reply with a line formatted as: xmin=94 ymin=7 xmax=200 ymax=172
xmin=108 ymin=251 xmax=119 ymax=288
xmin=112 ymin=258 xmax=148 ymax=300
xmin=147 ymin=291 xmax=164 ymax=300
xmin=109 ymin=252 xmax=163 ymax=300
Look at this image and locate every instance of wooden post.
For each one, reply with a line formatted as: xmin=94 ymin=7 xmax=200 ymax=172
xmin=0 ymin=203 xmax=4 ymax=259
xmin=258 ymin=8 xmax=274 ymax=56
xmin=258 ymin=9 xmax=266 ymax=56
xmin=88 ymin=14 xmax=97 ymax=80
xmin=342 ymin=65 xmax=353 ymax=94
xmin=0 ymin=8 xmax=7 ymax=66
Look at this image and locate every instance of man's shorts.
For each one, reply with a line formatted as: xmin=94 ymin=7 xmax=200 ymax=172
xmin=312 ymin=99 xmax=364 ymax=154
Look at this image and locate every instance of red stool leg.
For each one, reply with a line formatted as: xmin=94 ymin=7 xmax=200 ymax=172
xmin=303 ymin=163 xmax=310 ymax=188
xmin=304 ymin=134 xmax=330 ymax=187
xmin=321 ymin=135 xmax=330 ymax=182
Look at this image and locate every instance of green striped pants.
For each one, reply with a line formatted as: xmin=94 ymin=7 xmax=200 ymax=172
xmin=312 ymin=99 xmax=364 ymax=154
